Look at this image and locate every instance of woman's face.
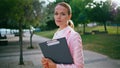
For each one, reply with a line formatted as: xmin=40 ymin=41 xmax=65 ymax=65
xmin=54 ymin=5 xmax=71 ymax=28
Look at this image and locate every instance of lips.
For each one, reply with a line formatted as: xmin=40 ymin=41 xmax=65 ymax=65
xmin=56 ymin=20 xmax=62 ymax=22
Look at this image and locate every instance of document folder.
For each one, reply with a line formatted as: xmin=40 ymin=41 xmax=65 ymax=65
xmin=39 ymin=37 xmax=73 ymax=64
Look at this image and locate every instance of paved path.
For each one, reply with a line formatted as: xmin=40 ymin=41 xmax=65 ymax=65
xmin=0 ymin=32 xmax=120 ymax=68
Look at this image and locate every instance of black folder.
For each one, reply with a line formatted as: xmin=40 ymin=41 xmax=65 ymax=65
xmin=39 ymin=37 xmax=73 ymax=64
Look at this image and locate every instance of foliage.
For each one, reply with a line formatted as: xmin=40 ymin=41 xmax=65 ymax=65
xmin=88 ymin=1 xmax=111 ymax=22
xmin=0 ymin=0 xmax=42 ymax=29
xmin=86 ymin=1 xmax=111 ymax=32
xmin=46 ymin=20 xmax=58 ymax=30
xmin=69 ymin=0 xmax=93 ymax=34
xmin=0 ymin=0 xmax=43 ymax=65
xmin=55 ymin=0 xmax=71 ymax=3
xmin=113 ymin=7 xmax=120 ymax=34
xmin=32 ymin=0 xmax=46 ymax=27
xmin=70 ymin=0 xmax=93 ymax=26
xmin=38 ymin=1 xmax=56 ymax=31
xmin=114 ymin=7 xmax=120 ymax=24
xmin=0 ymin=0 xmax=18 ymax=28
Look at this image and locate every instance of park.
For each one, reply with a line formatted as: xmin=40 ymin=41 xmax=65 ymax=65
xmin=0 ymin=0 xmax=120 ymax=68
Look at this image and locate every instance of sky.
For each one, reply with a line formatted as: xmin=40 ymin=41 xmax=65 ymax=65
xmin=40 ymin=0 xmax=55 ymax=5
xmin=94 ymin=0 xmax=106 ymax=2
xmin=111 ymin=0 xmax=120 ymax=6
xmin=94 ymin=0 xmax=120 ymax=6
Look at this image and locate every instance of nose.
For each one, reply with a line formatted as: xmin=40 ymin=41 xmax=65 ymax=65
xmin=57 ymin=14 xmax=61 ymax=19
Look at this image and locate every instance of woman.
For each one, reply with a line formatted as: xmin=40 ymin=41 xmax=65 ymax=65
xmin=41 ymin=2 xmax=84 ymax=68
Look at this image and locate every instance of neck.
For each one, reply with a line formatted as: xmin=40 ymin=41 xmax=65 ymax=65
xmin=59 ymin=24 xmax=68 ymax=30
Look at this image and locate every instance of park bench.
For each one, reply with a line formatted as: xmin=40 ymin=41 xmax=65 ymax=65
xmin=91 ymin=30 xmax=108 ymax=34
xmin=91 ymin=30 xmax=99 ymax=34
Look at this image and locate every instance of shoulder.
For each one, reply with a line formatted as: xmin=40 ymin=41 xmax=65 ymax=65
xmin=67 ymin=28 xmax=82 ymax=43
xmin=69 ymin=28 xmax=80 ymax=38
xmin=70 ymin=31 xmax=81 ymax=40
xmin=65 ymin=26 xmax=81 ymax=39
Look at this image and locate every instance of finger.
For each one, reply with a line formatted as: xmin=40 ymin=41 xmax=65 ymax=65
xmin=47 ymin=58 xmax=53 ymax=63
xmin=42 ymin=61 xmax=48 ymax=65
xmin=43 ymin=64 xmax=49 ymax=68
xmin=41 ymin=58 xmax=47 ymax=62
xmin=41 ymin=59 xmax=48 ymax=65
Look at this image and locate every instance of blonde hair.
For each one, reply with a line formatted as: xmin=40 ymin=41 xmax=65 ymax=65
xmin=56 ymin=2 xmax=72 ymax=15
xmin=68 ymin=20 xmax=74 ymax=29
xmin=56 ymin=2 xmax=74 ymax=29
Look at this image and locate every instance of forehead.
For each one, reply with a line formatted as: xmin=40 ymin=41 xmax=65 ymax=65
xmin=55 ymin=5 xmax=68 ymax=12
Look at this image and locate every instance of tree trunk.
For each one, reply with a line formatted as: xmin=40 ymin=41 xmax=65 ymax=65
xmin=29 ymin=29 xmax=34 ymax=48
xmin=19 ymin=18 xmax=24 ymax=65
xmin=83 ymin=23 xmax=86 ymax=34
xmin=103 ymin=22 xmax=107 ymax=32
xmin=117 ymin=24 xmax=119 ymax=35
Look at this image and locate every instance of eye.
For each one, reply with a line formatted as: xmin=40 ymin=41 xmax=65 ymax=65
xmin=61 ymin=12 xmax=66 ymax=15
xmin=54 ymin=12 xmax=58 ymax=15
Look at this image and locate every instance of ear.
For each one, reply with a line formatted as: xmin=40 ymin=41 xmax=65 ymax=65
xmin=68 ymin=14 xmax=72 ymax=20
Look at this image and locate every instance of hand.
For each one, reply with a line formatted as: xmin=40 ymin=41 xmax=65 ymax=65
xmin=41 ymin=58 xmax=48 ymax=68
xmin=47 ymin=58 xmax=56 ymax=68
xmin=41 ymin=58 xmax=56 ymax=68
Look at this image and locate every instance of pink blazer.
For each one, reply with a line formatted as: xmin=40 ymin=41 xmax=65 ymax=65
xmin=53 ymin=26 xmax=84 ymax=68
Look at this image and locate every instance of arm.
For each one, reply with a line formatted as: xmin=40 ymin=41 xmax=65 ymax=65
xmin=57 ymin=33 xmax=84 ymax=68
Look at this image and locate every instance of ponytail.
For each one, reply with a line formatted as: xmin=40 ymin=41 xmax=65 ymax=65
xmin=68 ymin=20 xmax=74 ymax=29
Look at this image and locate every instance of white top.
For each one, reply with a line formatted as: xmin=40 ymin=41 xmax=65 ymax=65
xmin=53 ymin=26 xmax=71 ymax=39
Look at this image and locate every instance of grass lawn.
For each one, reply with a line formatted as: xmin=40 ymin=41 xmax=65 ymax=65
xmin=35 ymin=29 xmax=57 ymax=39
xmin=35 ymin=26 xmax=120 ymax=59
xmin=82 ymin=34 xmax=120 ymax=59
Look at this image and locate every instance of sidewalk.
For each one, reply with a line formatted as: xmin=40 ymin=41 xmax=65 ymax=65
xmin=0 ymin=32 xmax=120 ymax=68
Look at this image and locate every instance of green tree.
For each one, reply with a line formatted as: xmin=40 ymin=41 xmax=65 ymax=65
xmin=11 ymin=0 xmax=33 ymax=65
xmin=38 ymin=1 xmax=56 ymax=30
xmin=70 ymin=0 xmax=93 ymax=34
xmin=86 ymin=1 xmax=111 ymax=32
xmin=70 ymin=0 xmax=93 ymax=26
xmin=27 ymin=0 xmax=43 ymax=49
xmin=114 ymin=7 xmax=120 ymax=34
xmin=0 ymin=0 xmax=41 ymax=65
xmin=0 ymin=0 xmax=25 ymax=64
xmin=55 ymin=0 xmax=71 ymax=3
xmin=0 ymin=0 xmax=17 ymax=28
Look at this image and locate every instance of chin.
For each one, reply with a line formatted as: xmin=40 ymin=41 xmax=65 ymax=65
xmin=55 ymin=23 xmax=60 ymax=26
xmin=56 ymin=25 xmax=60 ymax=27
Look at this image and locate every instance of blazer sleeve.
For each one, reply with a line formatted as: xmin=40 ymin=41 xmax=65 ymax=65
xmin=56 ymin=32 xmax=84 ymax=68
